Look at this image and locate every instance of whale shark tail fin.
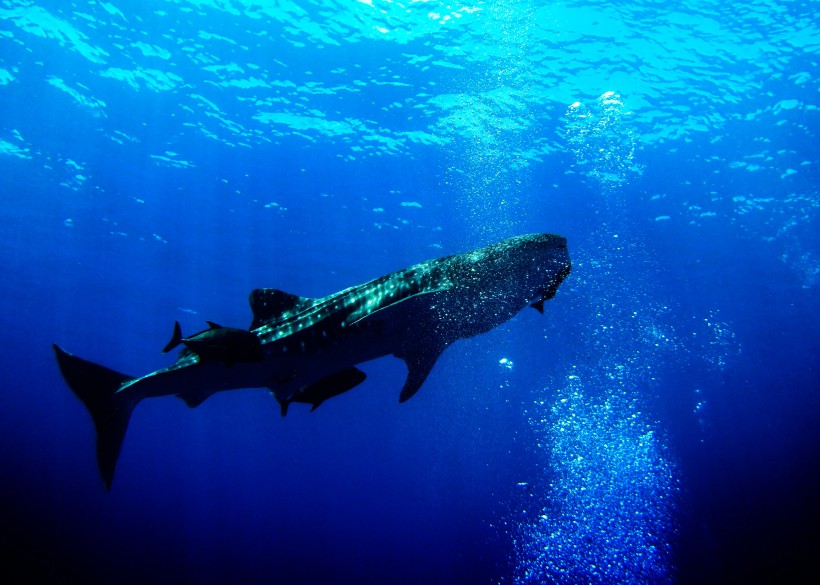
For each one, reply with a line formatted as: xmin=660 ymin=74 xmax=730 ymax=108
xmin=53 ymin=344 xmax=136 ymax=491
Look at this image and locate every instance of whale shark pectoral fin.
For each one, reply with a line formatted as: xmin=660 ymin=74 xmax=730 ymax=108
xmin=395 ymin=343 xmax=448 ymax=403
xmin=531 ymin=299 xmax=545 ymax=314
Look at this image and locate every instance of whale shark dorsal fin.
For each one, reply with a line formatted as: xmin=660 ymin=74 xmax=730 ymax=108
xmin=395 ymin=342 xmax=449 ymax=403
xmin=249 ymin=288 xmax=316 ymax=329
xmin=206 ymin=320 xmax=222 ymax=329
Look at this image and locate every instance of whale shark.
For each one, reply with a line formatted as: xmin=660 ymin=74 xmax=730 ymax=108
xmin=54 ymin=233 xmax=571 ymax=489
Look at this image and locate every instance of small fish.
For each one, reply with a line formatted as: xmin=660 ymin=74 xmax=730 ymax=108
xmin=279 ymin=367 xmax=367 ymax=417
xmin=162 ymin=320 xmax=264 ymax=367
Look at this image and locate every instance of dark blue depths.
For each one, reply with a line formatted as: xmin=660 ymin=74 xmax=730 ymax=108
xmin=1 ymin=1 xmax=819 ymax=584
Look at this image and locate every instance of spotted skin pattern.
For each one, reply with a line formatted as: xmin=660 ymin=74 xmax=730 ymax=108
xmin=53 ymin=233 xmax=571 ymax=489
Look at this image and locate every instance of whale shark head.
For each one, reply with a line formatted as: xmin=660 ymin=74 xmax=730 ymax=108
xmin=511 ymin=233 xmax=572 ymax=308
xmin=431 ymin=233 xmax=571 ymax=337
xmin=472 ymin=232 xmax=570 ymax=303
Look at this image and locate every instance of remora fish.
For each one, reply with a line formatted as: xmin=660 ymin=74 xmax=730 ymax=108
xmin=54 ymin=233 xmax=571 ymax=489
xmin=162 ymin=320 xmax=264 ymax=367
xmin=278 ymin=367 xmax=368 ymax=417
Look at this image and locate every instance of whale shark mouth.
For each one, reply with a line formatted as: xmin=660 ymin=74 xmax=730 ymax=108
xmin=545 ymin=264 xmax=572 ymax=300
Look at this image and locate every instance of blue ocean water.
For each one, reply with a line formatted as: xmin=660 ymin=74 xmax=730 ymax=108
xmin=1 ymin=1 xmax=818 ymax=584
